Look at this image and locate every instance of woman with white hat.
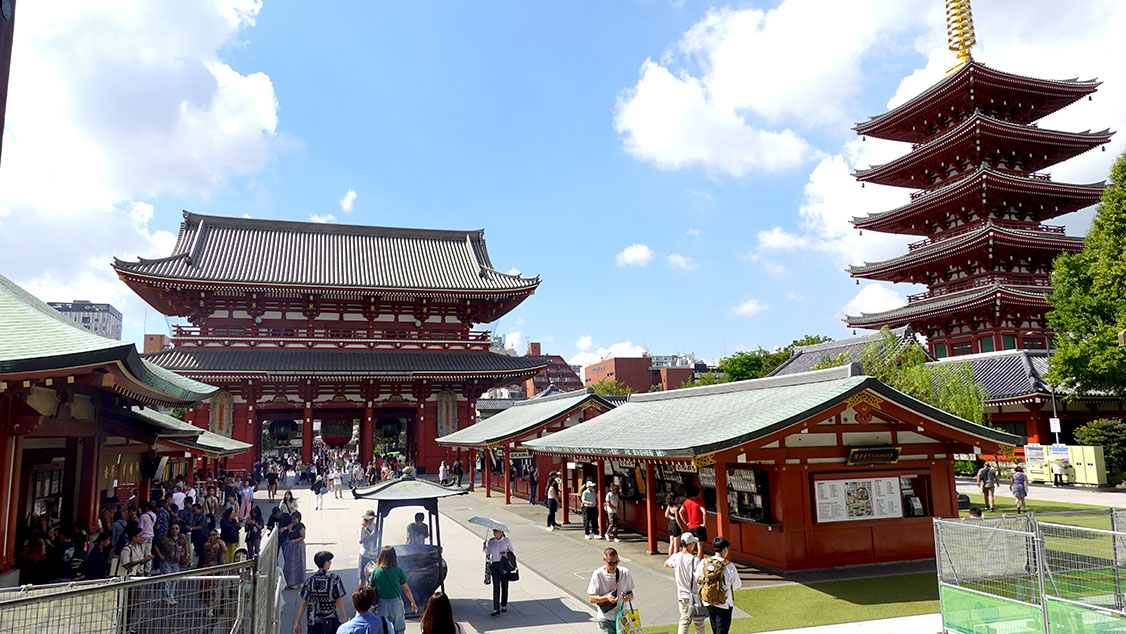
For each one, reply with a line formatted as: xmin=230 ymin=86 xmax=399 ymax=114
xmin=358 ymin=509 xmax=379 ymax=586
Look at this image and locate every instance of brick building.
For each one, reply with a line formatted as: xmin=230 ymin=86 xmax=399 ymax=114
xmin=583 ymin=356 xmax=695 ymax=393
xmin=523 ymin=342 xmax=583 ymax=397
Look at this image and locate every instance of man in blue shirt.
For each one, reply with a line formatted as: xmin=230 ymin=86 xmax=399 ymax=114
xmin=338 ymin=585 xmax=395 ymax=634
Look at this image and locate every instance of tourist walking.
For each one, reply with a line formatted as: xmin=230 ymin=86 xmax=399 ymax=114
xmin=679 ymin=486 xmax=706 ymax=558
xmin=1010 ymin=465 xmax=1029 ymax=512
xmin=220 ymin=507 xmax=241 ymax=562
xmin=332 ymin=468 xmax=344 ymax=499
xmin=976 ymin=461 xmax=998 ymax=512
xmin=358 ymin=510 xmax=380 ymax=586
xmin=581 ymin=481 xmax=599 ymax=539
xmin=484 ymin=529 xmax=514 ymax=616
xmin=695 ymin=537 xmax=742 ymax=634
xmin=267 ymin=468 xmax=280 ymax=502
xmin=339 ymin=586 xmax=396 ymax=634
xmin=665 ymin=534 xmax=706 ymax=634
xmin=282 ymin=490 xmax=299 ymax=516
xmin=152 ymin=524 xmax=181 ymax=605
xmin=138 ymin=502 xmax=157 ymax=557
xmin=284 ymin=511 xmax=308 ymax=589
xmin=368 ymin=545 xmax=418 ymax=634
xmin=420 ymin=591 xmax=462 ymax=634
xmin=120 ymin=527 xmax=153 ymax=577
xmin=528 ymin=465 xmax=539 ymax=504
xmin=83 ymin=533 xmax=113 ymax=580
xmin=1051 ymin=458 xmax=1066 ymax=487
xmin=240 ymin=479 xmax=255 ymax=520
xmin=293 ymin=551 xmax=347 ymax=634
xmin=604 ymin=483 xmax=621 ymax=542
xmin=545 ymin=472 xmax=560 ymax=531
xmin=453 ymin=459 xmax=464 ymax=488
xmin=246 ymin=506 xmax=265 ymax=559
xmin=438 ymin=461 xmax=450 ymax=486
xmin=665 ymin=494 xmax=683 ymax=555
xmin=313 ymin=473 xmax=327 ymax=510
xmin=588 ymin=547 xmax=635 ymax=634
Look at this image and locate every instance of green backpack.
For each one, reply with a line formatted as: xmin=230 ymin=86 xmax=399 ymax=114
xmin=699 ymin=557 xmax=729 ymax=605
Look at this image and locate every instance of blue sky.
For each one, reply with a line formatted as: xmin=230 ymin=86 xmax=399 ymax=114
xmin=2 ymin=1 xmax=1124 ymax=367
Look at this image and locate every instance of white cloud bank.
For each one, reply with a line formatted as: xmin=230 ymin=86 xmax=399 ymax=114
xmin=339 ymin=189 xmax=357 ymax=213
xmin=615 ymin=243 xmax=655 ymax=267
xmin=569 ymin=341 xmax=649 ymax=380
xmin=0 ymin=0 xmax=281 ymax=345
xmin=667 ymin=253 xmax=697 ymax=270
xmin=728 ymin=299 xmax=768 ymax=318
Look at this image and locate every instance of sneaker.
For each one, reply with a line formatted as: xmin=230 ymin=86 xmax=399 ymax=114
xmin=614 ymin=538 xmax=621 ymax=543
xmin=585 ymin=534 xmax=593 ymax=540
xmin=596 ymin=535 xmax=604 ymax=540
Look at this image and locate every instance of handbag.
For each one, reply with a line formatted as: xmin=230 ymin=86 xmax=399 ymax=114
xmin=615 ymin=600 xmax=643 ymax=634
xmin=687 ymin=578 xmax=709 ymax=619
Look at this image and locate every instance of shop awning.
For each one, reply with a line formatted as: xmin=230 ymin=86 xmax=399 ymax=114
xmin=523 ymin=364 xmax=1021 ymax=459
xmin=438 ymin=388 xmax=614 ymax=447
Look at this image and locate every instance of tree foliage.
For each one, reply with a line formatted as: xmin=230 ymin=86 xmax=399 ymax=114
xmin=1073 ymin=419 xmax=1126 ymax=470
xmin=1046 ymin=150 xmax=1126 ymax=396
xmin=677 ymin=335 xmax=835 ymax=389
xmin=261 ymin=429 xmax=277 ymax=452
xmin=588 ymin=379 xmax=634 ymax=396
xmin=169 ymin=406 xmax=187 ymax=421
xmin=809 ymin=352 xmax=851 ymax=371
xmin=860 ymin=328 xmax=988 ymax=425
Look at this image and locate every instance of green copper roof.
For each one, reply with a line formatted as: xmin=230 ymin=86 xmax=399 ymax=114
xmin=130 ymin=406 xmax=203 ymax=438
xmin=437 ymin=389 xmax=614 ymax=446
xmin=0 ymin=274 xmax=216 ymax=404
xmin=523 ymin=364 xmax=1020 ymax=458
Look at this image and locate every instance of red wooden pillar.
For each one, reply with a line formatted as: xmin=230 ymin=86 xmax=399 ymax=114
xmin=468 ymin=448 xmax=475 ymax=492
xmin=715 ymin=462 xmax=730 ymax=539
xmin=78 ymin=436 xmax=103 ymax=531
xmin=361 ymin=406 xmax=374 ymax=465
xmin=504 ymin=445 xmax=512 ymax=505
xmin=645 ymin=462 xmax=659 ymax=554
xmin=0 ymin=427 xmax=24 ymax=572
xmin=302 ymin=405 xmax=313 ymax=465
xmin=484 ymin=449 xmax=491 ymax=498
xmin=595 ymin=460 xmax=606 ymax=536
xmin=561 ymin=461 xmax=570 ymax=524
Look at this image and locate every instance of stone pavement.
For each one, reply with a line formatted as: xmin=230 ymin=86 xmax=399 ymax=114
xmin=955 ymin=477 xmax=1126 ymax=507
xmin=255 ymin=476 xmax=943 ymax=633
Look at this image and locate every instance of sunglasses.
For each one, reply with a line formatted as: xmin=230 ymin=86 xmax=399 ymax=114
xmin=605 ymin=559 xmax=620 ymax=566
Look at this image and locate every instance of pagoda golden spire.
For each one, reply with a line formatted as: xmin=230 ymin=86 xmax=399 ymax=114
xmin=945 ymin=0 xmax=976 ymax=73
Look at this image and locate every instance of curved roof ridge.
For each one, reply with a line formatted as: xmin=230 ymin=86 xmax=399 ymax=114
xmin=848 ymin=224 xmax=1084 ymax=273
xmin=631 ymin=363 xmax=865 ymax=403
xmin=181 ymin=211 xmax=489 ymax=242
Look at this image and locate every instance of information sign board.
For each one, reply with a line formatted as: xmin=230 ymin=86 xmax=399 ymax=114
xmin=815 ymin=476 xmax=902 ymax=523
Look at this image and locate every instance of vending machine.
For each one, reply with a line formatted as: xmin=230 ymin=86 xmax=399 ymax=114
xmin=1024 ymin=444 xmax=1050 ymax=483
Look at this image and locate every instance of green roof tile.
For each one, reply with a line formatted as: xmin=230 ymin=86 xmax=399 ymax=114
xmin=437 ymin=389 xmax=614 ymax=446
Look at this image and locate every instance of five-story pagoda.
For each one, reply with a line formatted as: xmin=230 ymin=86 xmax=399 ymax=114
xmin=846 ymin=1 xmax=1113 ymax=358
xmin=114 ymin=212 xmax=547 ymax=473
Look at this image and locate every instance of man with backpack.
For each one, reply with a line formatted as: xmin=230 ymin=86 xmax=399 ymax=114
xmin=695 ymin=537 xmax=741 ymax=634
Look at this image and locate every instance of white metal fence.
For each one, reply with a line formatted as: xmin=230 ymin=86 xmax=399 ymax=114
xmin=0 ymin=528 xmax=281 ymax=634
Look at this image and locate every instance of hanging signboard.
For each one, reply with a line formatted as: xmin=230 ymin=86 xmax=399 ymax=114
xmin=846 ymin=447 xmax=901 ymax=466
xmin=814 ymin=476 xmax=902 ymax=523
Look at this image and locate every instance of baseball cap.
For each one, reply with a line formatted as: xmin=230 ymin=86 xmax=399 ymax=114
xmin=585 ymin=481 xmax=595 ymax=488
xmin=681 ymin=532 xmax=699 ymax=545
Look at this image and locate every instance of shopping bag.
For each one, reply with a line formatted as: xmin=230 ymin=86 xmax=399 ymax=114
xmin=616 ymin=601 xmax=643 ymax=634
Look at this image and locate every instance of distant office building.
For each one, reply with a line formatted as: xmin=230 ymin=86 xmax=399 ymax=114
xmin=48 ymin=300 xmax=123 ymax=340
xmin=583 ymin=356 xmax=694 ymax=393
xmin=143 ymin=334 xmax=171 ymax=354
xmin=523 ymin=342 xmax=583 ymax=397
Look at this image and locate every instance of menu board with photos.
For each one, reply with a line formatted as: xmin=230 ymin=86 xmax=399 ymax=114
xmin=814 ymin=476 xmax=902 ymax=523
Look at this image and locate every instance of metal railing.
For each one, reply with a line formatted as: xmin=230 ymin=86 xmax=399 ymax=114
xmin=907 ymin=219 xmax=1066 ymax=251
xmin=171 ymin=324 xmax=492 ymax=350
xmin=907 ymin=273 xmax=1052 ymax=303
xmin=0 ymin=529 xmax=281 ymax=634
xmin=935 ymin=511 xmax=1126 ymax=633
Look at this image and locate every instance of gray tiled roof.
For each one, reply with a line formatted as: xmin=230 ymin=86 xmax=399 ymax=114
xmin=767 ymin=327 xmax=922 ymax=377
xmin=353 ymin=475 xmax=469 ymax=501
xmin=523 ymin=364 xmax=1020 ymax=458
xmin=848 ymin=225 xmax=1085 ymax=276
xmin=143 ymin=348 xmax=547 ymax=378
xmin=0 ymin=274 xmax=216 ymax=404
xmin=438 ymin=389 xmax=614 ymax=446
xmin=846 ymin=284 xmax=1050 ymax=327
xmin=113 ymin=212 xmax=539 ymax=293
xmin=931 ymin=350 xmax=1053 ymax=403
xmin=476 ymin=398 xmax=525 ymax=413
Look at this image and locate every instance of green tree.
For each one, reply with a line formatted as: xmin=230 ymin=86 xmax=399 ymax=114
xmin=860 ymin=327 xmax=988 ymax=425
xmin=169 ymin=406 xmax=187 ymax=421
xmin=1073 ymin=419 xmax=1126 ymax=470
xmin=809 ymin=351 xmax=851 ymax=370
xmin=261 ymin=429 xmax=277 ymax=452
xmin=588 ymin=379 xmax=634 ymax=396
xmin=790 ymin=334 xmax=834 ymax=348
xmin=1046 ymin=150 xmax=1126 ymax=396
xmin=718 ymin=351 xmax=766 ymax=381
xmin=678 ymin=372 xmax=727 ymax=389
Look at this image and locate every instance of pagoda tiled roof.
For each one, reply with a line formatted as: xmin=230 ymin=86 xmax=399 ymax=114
xmin=929 ymin=349 xmax=1052 ymax=404
xmin=142 ymin=347 xmax=548 ymax=380
xmin=854 ymin=61 xmax=1099 ymax=141
xmin=851 ymin=166 xmax=1105 ymax=233
xmin=845 ymin=283 xmax=1051 ymax=329
xmin=847 ymin=224 xmax=1085 ymax=279
xmin=522 ymin=364 xmax=1019 ymax=459
xmin=0 ymin=274 xmax=217 ymax=405
xmin=767 ymin=326 xmax=924 ymax=377
xmin=853 ymin=114 xmax=1112 ymax=188
xmin=112 ymin=212 xmax=540 ymax=295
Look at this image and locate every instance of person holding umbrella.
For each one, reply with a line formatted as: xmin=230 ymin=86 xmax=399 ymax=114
xmin=483 ymin=527 xmax=515 ymax=616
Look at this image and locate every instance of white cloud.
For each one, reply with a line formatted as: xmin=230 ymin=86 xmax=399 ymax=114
xmin=842 ymin=284 xmax=907 ymax=318
xmin=0 ymin=1 xmax=279 ymax=348
xmin=614 ymin=1 xmax=929 ymax=177
xmin=503 ymin=330 xmax=522 ymax=351
xmin=756 ymin=226 xmax=810 ymax=251
xmin=309 ymin=213 xmax=335 ymax=223
xmin=728 ymin=299 xmax=768 ymax=318
xmin=737 ymin=250 xmax=787 ymax=276
xmin=667 ymin=253 xmax=697 ymax=270
xmin=785 ymin=291 xmax=805 ymax=302
xmin=339 ymin=189 xmax=357 ymax=213
xmin=686 ymin=228 xmax=700 ymax=238
xmin=615 ymin=243 xmax=655 ymax=267
xmin=576 ymin=335 xmax=593 ymax=351
xmin=514 ymin=316 xmax=525 ymax=327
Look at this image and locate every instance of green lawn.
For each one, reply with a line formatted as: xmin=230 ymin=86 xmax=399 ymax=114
xmin=643 ymin=573 xmax=939 ymax=634
xmin=958 ymin=492 xmax=1118 ymax=528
